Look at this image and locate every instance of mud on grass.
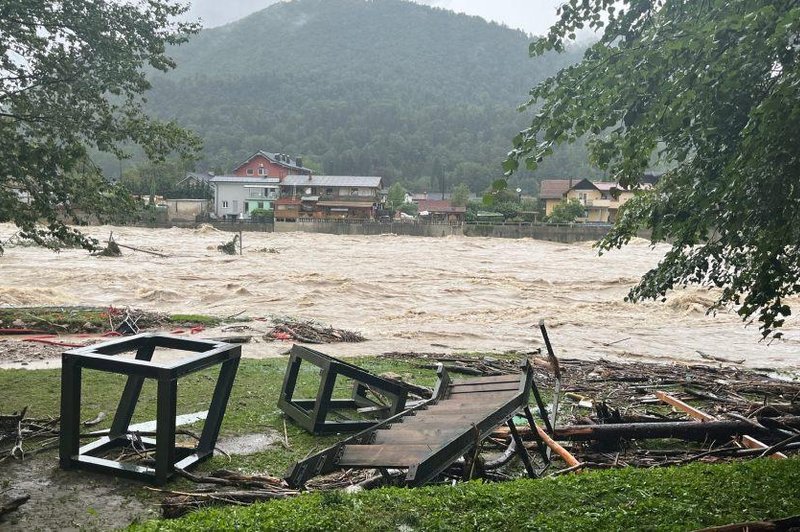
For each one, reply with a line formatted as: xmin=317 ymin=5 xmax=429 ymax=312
xmin=0 ymin=306 xmax=225 ymax=334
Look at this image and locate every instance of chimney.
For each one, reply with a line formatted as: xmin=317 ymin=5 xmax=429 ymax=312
xmin=295 ymin=157 xmax=303 ymax=168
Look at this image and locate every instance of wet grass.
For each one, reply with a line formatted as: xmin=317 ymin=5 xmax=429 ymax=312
xmin=0 ymin=307 xmax=225 ymax=334
xmin=131 ymin=458 xmax=800 ymax=531
xmin=0 ymin=357 xmax=436 ymax=476
xmin=7 ymin=356 xmax=800 ymax=531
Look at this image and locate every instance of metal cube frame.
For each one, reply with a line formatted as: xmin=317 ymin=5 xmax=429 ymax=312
xmin=59 ymin=334 xmax=240 ymax=484
xmin=278 ymin=345 xmax=409 ymax=434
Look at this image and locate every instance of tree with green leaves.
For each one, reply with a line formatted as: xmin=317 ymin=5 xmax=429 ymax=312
xmin=546 ymin=198 xmax=585 ymax=224
xmin=0 ymin=0 xmax=201 ymax=251
xmin=506 ymin=1 xmax=800 ymax=338
xmin=451 ymin=183 xmax=471 ymax=207
xmin=386 ymin=182 xmax=408 ymax=211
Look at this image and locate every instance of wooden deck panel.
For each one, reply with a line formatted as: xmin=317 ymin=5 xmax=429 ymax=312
xmin=338 ymin=444 xmax=436 ymax=467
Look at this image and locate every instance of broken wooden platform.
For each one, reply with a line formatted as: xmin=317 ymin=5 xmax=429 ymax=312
xmin=285 ymin=360 xmax=538 ymax=488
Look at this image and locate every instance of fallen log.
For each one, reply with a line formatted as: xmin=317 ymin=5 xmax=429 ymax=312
xmin=551 ymin=417 xmax=800 ymax=442
xmin=656 ymin=391 xmax=787 ymax=459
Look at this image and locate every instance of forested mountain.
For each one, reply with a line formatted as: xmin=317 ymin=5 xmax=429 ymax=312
xmin=116 ymin=0 xmax=603 ymax=193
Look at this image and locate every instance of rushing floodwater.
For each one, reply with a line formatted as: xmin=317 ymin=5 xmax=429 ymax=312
xmin=1 ymin=223 xmax=798 ymax=369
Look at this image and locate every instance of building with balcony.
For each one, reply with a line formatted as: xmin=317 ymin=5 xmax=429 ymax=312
xmin=278 ymin=175 xmax=384 ymax=220
xmin=540 ymin=177 xmax=659 ymax=223
xmin=210 ymin=176 xmax=281 ymax=220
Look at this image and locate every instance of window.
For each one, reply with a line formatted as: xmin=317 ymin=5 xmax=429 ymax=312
xmin=244 ymin=202 xmax=250 ymax=213
xmin=246 ymin=168 xmax=254 ymax=175
xmin=222 ymin=201 xmax=229 ymax=209
xmin=351 ymin=187 xmax=358 ymax=196
xmin=258 ymin=167 xmax=265 ymax=176
xmin=325 ymin=187 xmax=334 ymax=195
xmin=258 ymin=202 xmax=264 ymax=209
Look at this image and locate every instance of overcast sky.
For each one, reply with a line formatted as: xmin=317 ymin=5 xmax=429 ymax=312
xmin=185 ymin=0 xmax=564 ymax=36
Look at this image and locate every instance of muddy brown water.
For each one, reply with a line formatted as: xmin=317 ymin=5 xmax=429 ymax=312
xmin=0 ymin=223 xmax=798 ymax=370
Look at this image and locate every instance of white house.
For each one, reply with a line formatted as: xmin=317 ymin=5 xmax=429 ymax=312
xmin=209 ymin=175 xmax=281 ymax=219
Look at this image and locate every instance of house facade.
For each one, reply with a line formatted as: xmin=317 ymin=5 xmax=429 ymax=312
xmin=232 ymin=151 xmax=312 ymax=179
xmin=209 ymin=150 xmax=311 ymax=219
xmin=210 ymin=176 xmax=281 ymax=219
xmin=539 ymin=179 xmax=576 ymax=217
xmin=275 ymin=175 xmax=384 ymax=221
xmin=416 ymin=199 xmax=466 ymax=223
xmin=540 ymin=177 xmax=656 ymax=223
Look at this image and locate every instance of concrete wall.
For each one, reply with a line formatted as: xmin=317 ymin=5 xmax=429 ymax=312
xmin=274 ymin=221 xmax=463 ymax=237
xmin=463 ymin=223 xmax=612 ymax=243
xmin=165 ymin=199 xmax=209 ymax=221
xmin=133 ymin=220 xmax=618 ymax=242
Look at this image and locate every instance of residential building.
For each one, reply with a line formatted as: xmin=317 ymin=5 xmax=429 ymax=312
xmin=540 ymin=177 xmax=658 ymax=223
xmin=276 ymin=175 xmax=383 ymax=220
xmin=417 ymin=199 xmax=466 ymax=223
xmin=210 ymin=176 xmax=281 ymax=220
xmin=176 ymin=171 xmax=215 ymax=188
xmin=232 ymin=151 xmax=312 ymax=179
xmin=539 ymin=179 xmax=576 ymax=217
xmin=209 ymin=150 xmax=311 ymax=219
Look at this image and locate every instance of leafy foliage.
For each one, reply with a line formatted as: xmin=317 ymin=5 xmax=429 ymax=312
xmin=385 ymin=182 xmax=407 ymax=211
xmin=547 ymin=198 xmax=585 ymax=223
xmin=0 ymin=0 xmax=201 ymax=251
xmin=450 ymin=183 xmax=471 ymax=207
xmin=249 ymin=208 xmax=273 ymax=222
xmin=507 ymin=0 xmax=800 ymax=337
xmin=101 ymin=0 xmax=601 ymax=194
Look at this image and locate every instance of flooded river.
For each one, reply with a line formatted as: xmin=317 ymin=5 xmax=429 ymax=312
xmin=1 ymin=223 xmax=798 ymax=369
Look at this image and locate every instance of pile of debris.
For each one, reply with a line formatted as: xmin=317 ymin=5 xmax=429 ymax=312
xmin=382 ymin=350 xmax=800 ymax=470
xmin=264 ymin=319 xmax=366 ymax=344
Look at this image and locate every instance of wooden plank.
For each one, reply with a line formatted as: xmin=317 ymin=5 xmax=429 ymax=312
xmin=375 ymin=428 xmax=463 ymax=444
xmin=338 ymin=444 xmax=433 ymax=467
xmin=655 ymin=391 xmax=715 ymax=422
xmin=740 ymin=435 xmax=788 ymax=459
xmin=418 ymin=406 xmax=497 ymax=416
xmin=449 ymin=384 xmax=519 ymax=395
xmin=656 ymin=391 xmax=787 ymax=460
xmin=451 ymin=375 xmax=520 ymax=386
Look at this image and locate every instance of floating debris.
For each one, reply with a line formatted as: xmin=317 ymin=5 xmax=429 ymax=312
xmin=265 ymin=319 xmax=366 ymax=343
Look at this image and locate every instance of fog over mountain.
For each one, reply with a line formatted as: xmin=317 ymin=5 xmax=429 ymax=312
xmin=185 ymin=0 xmax=563 ymax=35
xmin=127 ymin=0 xmax=598 ymax=191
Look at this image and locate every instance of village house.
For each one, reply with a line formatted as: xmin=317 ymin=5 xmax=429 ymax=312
xmin=275 ymin=175 xmax=384 ymax=221
xmin=209 ymin=150 xmax=312 ymax=219
xmin=540 ymin=177 xmax=658 ymax=223
xmin=539 ymin=179 xmax=577 ymax=218
xmin=416 ymin=199 xmax=467 ymax=223
xmin=210 ymin=175 xmax=282 ymax=220
xmin=232 ymin=151 xmax=312 ymax=179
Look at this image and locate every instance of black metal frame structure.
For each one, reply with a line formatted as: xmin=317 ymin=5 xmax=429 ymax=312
xmin=59 ymin=334 xmax=240 ymax=485
xmin=285 ymin=360 xmax=547 ymax=488
xmin=278 ymin=345 xmax=410 ymax=434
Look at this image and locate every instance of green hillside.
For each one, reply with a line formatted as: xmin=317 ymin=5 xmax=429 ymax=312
xmin=123 ymin=0 xmax=600 ymax=192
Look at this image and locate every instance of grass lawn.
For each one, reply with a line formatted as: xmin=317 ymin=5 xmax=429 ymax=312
xmin=130 ymin=458 xmax=800 ymax=531
xmin=3 ymin=356 xmax=800 ymax=531
xmin=1 ymin=356 xmax=436 ymax=476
